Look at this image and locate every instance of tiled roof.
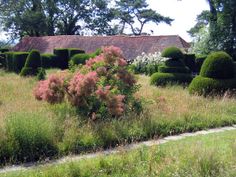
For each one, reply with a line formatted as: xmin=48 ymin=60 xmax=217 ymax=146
xmin=13 ymin=35 xmax=190 ymax=59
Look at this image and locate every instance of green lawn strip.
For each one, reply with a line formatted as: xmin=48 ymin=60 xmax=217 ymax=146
xmin=4 ymin=130 xmax=236 ymax=177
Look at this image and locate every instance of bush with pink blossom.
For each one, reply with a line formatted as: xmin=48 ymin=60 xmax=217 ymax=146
xmin=34 ymin=46 xmax=141 ymax=119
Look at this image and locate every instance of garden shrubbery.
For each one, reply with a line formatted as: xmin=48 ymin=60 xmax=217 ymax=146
xmin=195 ymin=55 xmax=207 ymax=73
xmin=34 ymin=46 xmax=141 ymax=119
xmin=150 ymin=47 xmax=192 ymax=86
xmin=131 ymin=52 xmax=167 ymax=75
xmin=20 ymin=50 xmax=42 ymax=76
xmin=189 ymin=51 xmax=236 ymax=96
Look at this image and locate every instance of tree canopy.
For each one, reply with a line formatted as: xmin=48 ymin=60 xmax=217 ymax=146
xmin=0 ymin=0 xmax=173 ymax=39
xmin=189 ymin=0 xmax=236 ymax=59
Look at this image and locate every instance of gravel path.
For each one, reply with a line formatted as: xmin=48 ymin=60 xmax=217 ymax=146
xmin=1 ymin=125 xmax=236 ymax=174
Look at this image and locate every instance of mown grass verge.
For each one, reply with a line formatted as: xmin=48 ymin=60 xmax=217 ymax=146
xmin=3 ymin=130 xmax=236 ymax=177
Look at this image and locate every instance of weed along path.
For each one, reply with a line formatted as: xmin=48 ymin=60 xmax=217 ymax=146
xmin=1 ymin=125 xmax=236 ymax=174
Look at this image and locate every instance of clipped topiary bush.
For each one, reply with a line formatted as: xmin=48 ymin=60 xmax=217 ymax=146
xmin=151 ymin=47 xmax=192 ymax=86
xmin=195 ymin=55 xmax=207 ymax=73
xmin=150 ymin=72 xmax=192 ymax=86
xmin=68 ymin=48 xmax=85 ymax=58
xmin=53 ymin=48 xmax=69 ymax=69
xmin=70 ymin=53 xmax=92 ymax=65
xmin=0 ymin=53 xmax=6 ymax=68
xmin=20 ymin=50 xmax=41 ymax=76
xmin=161 ymin=46 xmax=184 ymax=60
xmin=189 ymin=51 xmax=236 ymax=96
xmin=4 ymin=52 xmax=14 ymax=71
xmin=158 ymin=65 xmax=190 ymax=73
xmin=183 ymin=54 xmax=196 ymax=72
xmin=200 ymin=51 xmax=234 ymax=79
xmin=0 ymin=48 xmax=9 ymax=53
xmin=12 ymin=52 xmax=29 ymax=73
xmin=41 ymin=53 xmax=58 ymax=68
xmin=189 ymin=76 xmax=236 ymax=96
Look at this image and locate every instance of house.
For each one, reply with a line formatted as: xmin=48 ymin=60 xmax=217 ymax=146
xmin=13 ymin=35 xmax=190 ymax=60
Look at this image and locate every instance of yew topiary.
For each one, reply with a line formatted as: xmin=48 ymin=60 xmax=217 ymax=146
xmin=189 ymin=51 xmax=236 ymax=96
xmin=200 ymin=51 xmax=234 ymax=79
xmin=20 ymin=50 xmax=41 ymax=76
xmin=161 ymin=46 xmax=184 ymax=60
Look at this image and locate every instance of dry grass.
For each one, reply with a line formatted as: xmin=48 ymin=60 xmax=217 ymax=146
xmin=0 ymin=70 xmax=53 ymax=126
xmin=136 ymin=75 xmax=236 ymax=121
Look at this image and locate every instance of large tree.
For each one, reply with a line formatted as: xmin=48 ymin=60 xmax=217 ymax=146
xmin=189 ymin=0 xmax=236 ymax=58
xmin=115 ymin=0 xmax=173 ymax=35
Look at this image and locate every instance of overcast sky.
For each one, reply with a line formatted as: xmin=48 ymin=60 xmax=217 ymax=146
xmin=0 ymin=0 xmax=209 ymax=42
xmin=144 ymin=0 xmax=209 ymax=42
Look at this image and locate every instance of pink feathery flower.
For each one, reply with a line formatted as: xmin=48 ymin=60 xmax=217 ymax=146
xmin=118 ymin=58 xmax=127 ymax=67
xmin=96 ymin=85 xmax=111 ymax=100
xmin=86 ymin=55 xmax=104 ymax=67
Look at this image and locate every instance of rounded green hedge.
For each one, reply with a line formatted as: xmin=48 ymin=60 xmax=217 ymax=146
xmin=158 ymin=65 xmax=190 ymax=73
xmin=164 ymin=59 xmax=185 ymax=67
xmin=20 ymin=67 xmax=38 ymax=76
xmin=161 ymin=46 xmax=184 ymax=60
xmin=53 ymin=48 xmax=69 ymax=69
xmin=183 ymin=54 xmax=196 ymax=72
xmin=195 ymin=55 xmax=207 ymax=73
xmin=189 ymin=76 xmax=236 ymax=96
xmin=150 ymin=72 xmax=193 ymax=86
xmin=41 ymin=53 xmax=58 ymax=68
xmin=71 ymin=53 xmax=92 ymax=65
xmin=24 ymin=50 xmax=41 ymax=69
xmin=68 ymin=48 xmax=85 ymax=58
xmin=200 ymin=51 xmax=234 ymax=79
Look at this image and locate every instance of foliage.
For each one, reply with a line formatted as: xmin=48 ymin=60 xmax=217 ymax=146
xmin=150 ymin=72 xmax=192 ymax=86
xmin=41 ymin=53 xmax=58 ymax=69
xmin=68 ymin=48 xmax=85 ymax=58
xmin=189 ymin=51 xmax=236 ymax=96
xmin=158 ymin=66 xmax=190 ymax=73
xmin=161 ymin=46 xmax=184 ymax=60
xmin=195 ymin=55 xmax=207 ymax=73
xmin=200 ymin=51 xmax=234 ymax=79
xmin=34 ymin=46 xmax=140 ymax=118
xmin=189 ymin=0 xmax=236 ymax=58
xmin=114 ymin=0 xmax=173 ymax=35
xmin=189 ymin=76 xmax=236 ymax=96
xmin=53 ymin=49 xmax=69 ymax=69
xmin=183 ymin=54 xmax=196 ymax=72
xmin=1 ymin=113 xmax=57 ymax=163
xmin=131 ymin=52 xmax=167 ymax=75
xmin=36 ymin=67 xmax=46 ymax=80
xmin=70 ymin=53 xmax=92 ymax=65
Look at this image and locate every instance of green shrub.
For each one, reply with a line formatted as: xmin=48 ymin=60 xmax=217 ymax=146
xmin=150 ymin=72 xmax=193 ymax=86
xmin=53 ymin=48 xmax=69 ymax=69
xmin=189 ymin=76 xmax=236 ymax=96
xmin=0 ymin=48 xmax=9 ymax=53
xmin=164 ymin=59 xmax=185 ymax=67
xmin=12 ymin=52 xmax=29 ymax=73
xmin=41 ymin=53 xmax=58 ymax=68
xmin=183 ymin=54 xmax=196 ymax=72
xmin=23 ymin=49 xmax=41 ymax=68
xmin=20 ymin=50 xmax=41 ymax=76
xmin=158 ymin=65 xmax=190 ymax=73
xmin=161 ymin=46 xmax=184 ymax=60
xmin=70 ymin=53 xmax=92 ymax=65
xmin=0 ymin=53 xmax=6 ymax=68
xmin=2 ymin=113 xmax=58 ymax=163
xmin=4 ymin=52 xmax=14 ymax=71
xmin=68 ymin=48 xmax=85 ymax=58
xmin=145 ymin=64 xmax=159 ymax=76
xmin=195 ymin=55 xmax=207 ymax=73
xmin=20 ymin=67 xmax=38 ymax=76
xmin=200 ymin=51 xmax=234 ymax=79
xmin=37 ymin=67 xmax=46 ymax=80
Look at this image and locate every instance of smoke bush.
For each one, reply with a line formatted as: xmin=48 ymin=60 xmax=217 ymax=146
xmin=34 ymin=46 xmax=140 ymax=119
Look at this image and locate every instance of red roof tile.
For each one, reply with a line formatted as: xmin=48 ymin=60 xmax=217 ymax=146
xmin=13 ymin=35 xmax=190 ymax=59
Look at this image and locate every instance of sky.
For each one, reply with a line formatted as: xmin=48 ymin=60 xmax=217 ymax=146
xmin=0 ymin=0 xmax=209 ymax=42
xmin=143 ymin=0 xmax=210 ymax=42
